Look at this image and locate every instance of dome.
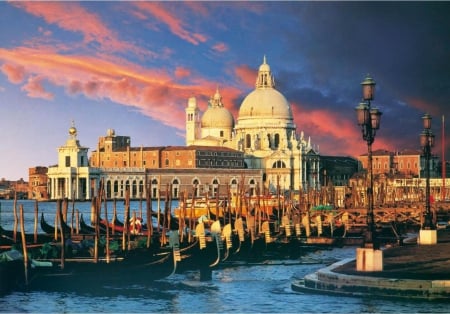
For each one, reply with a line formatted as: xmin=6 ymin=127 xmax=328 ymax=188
xmin=239 ymin=88 xmax=292 ymax=120
xmin=238 ymin=56 xmax=293 ymax=121
xmin=201 ymin=106 xmax=234 ymax=128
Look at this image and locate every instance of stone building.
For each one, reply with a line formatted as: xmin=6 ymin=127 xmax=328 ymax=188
xmin=46 ymin=123 xmax=101 ymax=200
xmin=186 ymin=56 xmax=320 ymax=193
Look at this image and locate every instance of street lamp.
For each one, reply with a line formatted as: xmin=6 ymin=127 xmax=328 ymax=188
xmin=355 ymin=75 xmax=382 ymax=250
xmin=420 ymin=113 xmax=435 ymax=230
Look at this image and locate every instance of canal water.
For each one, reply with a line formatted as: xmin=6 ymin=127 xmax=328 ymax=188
xmin=1 ymin=200 xmax=449 ymax=313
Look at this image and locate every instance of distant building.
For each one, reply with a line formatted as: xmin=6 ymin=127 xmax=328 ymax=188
xmin=357 ymin=148 xmax=439 ymax=178
xmin=47 ymin=122 xmax=101 ymax=200
xmin=28 ymin=166 xmax=48 ymax=200
xmin=320 ymin=156 xmax=359 ymax=187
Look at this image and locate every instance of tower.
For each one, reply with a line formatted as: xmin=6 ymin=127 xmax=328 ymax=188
xmin=185 ymin=97 xmax=201 ymax=146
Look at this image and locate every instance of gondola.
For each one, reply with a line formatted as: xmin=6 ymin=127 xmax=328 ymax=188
xmin=40 ymin=213 xmax=72 ymax=235
xmin=25 ymin=232 xmax=181 ymax=291
xmin=0 ymin=225 xmax=53 ymax=247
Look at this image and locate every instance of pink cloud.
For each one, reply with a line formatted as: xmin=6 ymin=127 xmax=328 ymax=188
xmin=12 ymin=2 xmax=149 ymax=56
xmin=234 ymin=65 xmax=256 ymax=88
xmin=21 ymin=76 xmax=54 ymax=100
xmin=212 ymin=42 xmax=228 ymax=53
xmin=133 ymin=2 xmax=208 ymax=45
xmin=0 ymin=47 xmax=219 ymax=132
xmin=292 ymin=105 xmax=396 ymax=157
xmin=1 ymin=63 xmax=26 ymax=83
xmin=174 ymin=67 xmax=191 ymax=79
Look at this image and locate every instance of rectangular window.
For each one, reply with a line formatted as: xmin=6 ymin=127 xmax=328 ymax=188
xmin=65 ymin=156 xmax=70 ymax=167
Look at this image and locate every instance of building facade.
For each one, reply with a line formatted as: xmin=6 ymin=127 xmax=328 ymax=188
xmin=186 ymin=56 xmax=320 ymax=193
xmin=28 ymin=166 xmax=48 ymax=200
xmin=47 ymin=123 xmax=101 ymax=200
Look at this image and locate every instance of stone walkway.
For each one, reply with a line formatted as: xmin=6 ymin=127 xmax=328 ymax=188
xmin=291 ymin=229 xmax=450 ymax=300
xmin=334 ymin=229 xmax=450 ymax=280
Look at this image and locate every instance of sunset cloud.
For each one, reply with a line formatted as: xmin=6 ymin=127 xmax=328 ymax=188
xmin=212 ymin=42 xmax=228 ymax=53
xmin=11 ymin=2 xmax=150 ymax=57
xmin=174 ymin=67 xmax=191 ymax=79
xmin=234 ymin=65 xmax=256 ymax=89
xmin=0 ymin=47 xmax=220 ymax=131
xmin=21 ymin=75 xmax=54 ymax=100
xmin=1 ymin=63 xmax=26 ymax=84
xmin=132 ymin=2 xmax=208 ymax=45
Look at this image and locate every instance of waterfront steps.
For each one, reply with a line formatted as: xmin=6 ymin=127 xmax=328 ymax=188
xmin=292 ymin=229 xmax=450 ymax=300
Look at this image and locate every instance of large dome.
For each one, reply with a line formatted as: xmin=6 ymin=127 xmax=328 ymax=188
xmin=201 ymin=106 xmax=234 ymax=128
xmin=239 ymin=88 xmax=292 ymax=120
xmin=238 ymin=56 xmax=293 ymax=121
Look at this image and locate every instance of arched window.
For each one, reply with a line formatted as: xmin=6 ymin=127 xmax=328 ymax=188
xmin=212 ymin=179 xmax=219 ymax=196
xmin=172 ymin=179 xmax=180 ymax=198
xmin=272 ymin=160 xmax=286 ymax=168
xmin=274 ymin=134 xmax=280 ymax=148
xmin=106 ymin=180 xmax=112 ymax=199
xmin=246 ymin=134 xmax=251 ymax=148
xmin=151 ymin=178 xmax=158 ymax=199
xmin=113 ymin=181 xmax=119 ymax=197
xmin=132 ymin=180 xmax=138 ymax=198
xmin=192 ymin=179 xmax=200 ymax=197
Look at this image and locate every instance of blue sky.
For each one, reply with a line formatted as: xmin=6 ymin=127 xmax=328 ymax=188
xmin=0 ymin=1 xmax=449 ymax=180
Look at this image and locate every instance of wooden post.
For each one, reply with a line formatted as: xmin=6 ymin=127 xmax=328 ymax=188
xmin=19 ymin=205 xmax=28 ymax=286
xmin=103 ymin=184 xmax=110 ymax=264
xmin=146 ymin=180 xmax=153 ymax=248
xmin=76 ymin=210 xmax=80 ymax=235
xmin=57 ymin=201 xmax=65 ymax=270
xmin=157 ymin=177 xmax=161 ymax=233
xmin=13 ymin=193 xmax=18 ymax=243
xmin=54 ymin=200 xmax=59 ymax=241
xmin=71 ymin=193 xmax=75 ymax=236
xmin=122 ymin=188 xmax=130 ymax=251
xmin=112 ymin=198 xmax=117 ymax=236
xmin=34 ymin=200 xmax=38 ymax=243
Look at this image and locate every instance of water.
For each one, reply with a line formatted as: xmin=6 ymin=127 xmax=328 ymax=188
xmin=1 ymin=200 xmax=450 ymax=313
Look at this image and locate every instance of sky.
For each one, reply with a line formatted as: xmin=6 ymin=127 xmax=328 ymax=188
xmin=0 ymin=1 xmax=449 ymax=181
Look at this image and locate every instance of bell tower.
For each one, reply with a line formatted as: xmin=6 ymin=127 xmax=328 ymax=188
xmin=185 ymin=96 xmax=201 ymax=146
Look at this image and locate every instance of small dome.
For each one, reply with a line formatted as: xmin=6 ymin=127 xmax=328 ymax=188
xmin=201 ymin=106 xmax=235 ymax=128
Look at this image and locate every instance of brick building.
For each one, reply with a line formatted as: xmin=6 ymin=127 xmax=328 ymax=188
xmin=28 ymin=166 xmax=48 ymax=200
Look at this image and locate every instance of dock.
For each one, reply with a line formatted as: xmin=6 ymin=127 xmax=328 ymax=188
xmin=291 ymin=229 xmax=450 ymax=300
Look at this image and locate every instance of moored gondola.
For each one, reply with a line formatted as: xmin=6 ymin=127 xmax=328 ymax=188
xmin=25 ymin=232 xmax=181 ymax=291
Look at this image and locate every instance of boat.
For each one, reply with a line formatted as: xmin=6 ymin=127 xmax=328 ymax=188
xmin=0 ymin=250 xmax=25 ymax=295
xmin=40 ymin=213 xmax=72 ymax=235
xmin=25 ymin=232 xmax=181 ymax=291
xmin=0 ymin=225 xmax=53 ymax=247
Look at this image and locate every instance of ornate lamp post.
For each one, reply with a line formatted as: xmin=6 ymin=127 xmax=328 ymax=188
xmin=355 ymin=75 xmax=382 ymax=250
xmin=420 ymin=113 xmax=435 ymax=230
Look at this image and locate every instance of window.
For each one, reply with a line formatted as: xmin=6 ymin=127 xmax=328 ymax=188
xmin=272 ymin=160 xmax=286 ymax=168
xmin=246 ymin=134 xmax=251 ymax=148
xmin=220 ymin=130 xmax=224 ymax=137
xmin=274 ymin=134 xmax=280 ymax=148
xmin=65 ymin=156 xmax=70 ymax=167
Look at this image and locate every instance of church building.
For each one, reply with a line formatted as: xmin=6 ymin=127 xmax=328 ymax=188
xmin=186 ymin=56 xmax=320 ymax=193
